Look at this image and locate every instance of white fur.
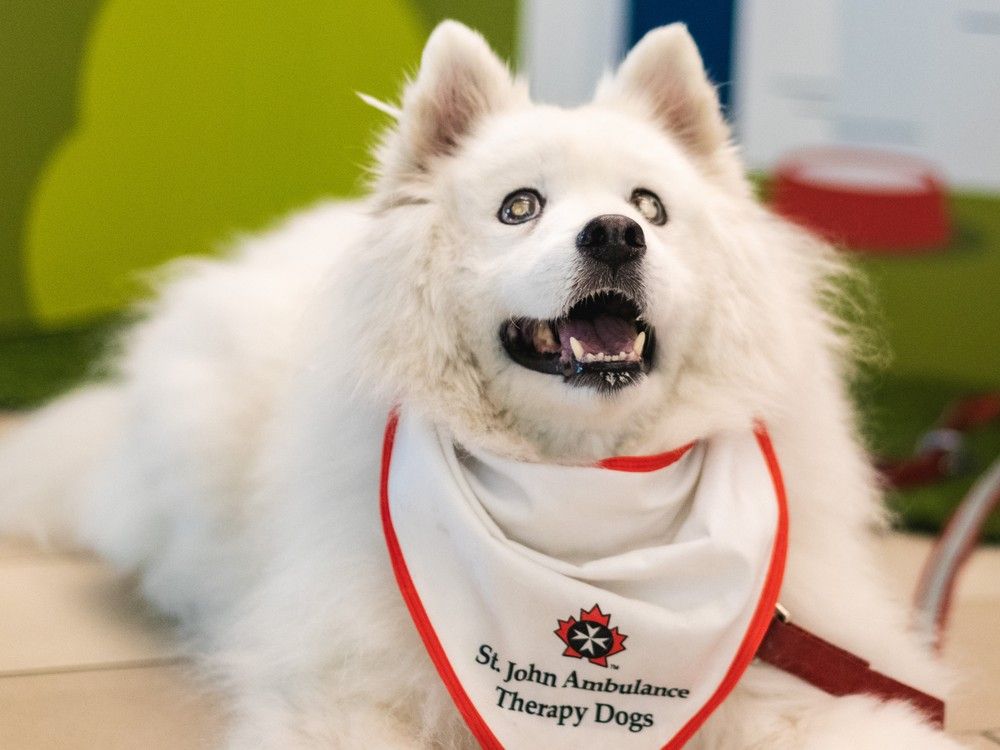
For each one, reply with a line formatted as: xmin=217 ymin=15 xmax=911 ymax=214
xmin=0 ymin=21 xmax=962 ymax=748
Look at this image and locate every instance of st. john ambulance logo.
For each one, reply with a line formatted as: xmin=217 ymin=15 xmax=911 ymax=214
xmin=555 ymin=604 xmax=627 ymax=667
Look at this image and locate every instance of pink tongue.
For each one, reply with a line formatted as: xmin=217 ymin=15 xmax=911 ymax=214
xmin=558 ymin=315 xmax=637 ymax=359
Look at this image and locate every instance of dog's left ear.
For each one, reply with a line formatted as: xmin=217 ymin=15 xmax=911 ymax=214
xmin=396 ymin=21 xmax=525 ymax=171
xmin=596 ymin=24 xmax=742 ymax=184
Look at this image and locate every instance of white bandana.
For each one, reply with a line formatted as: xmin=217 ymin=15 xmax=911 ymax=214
xmin=381 ymin=408 xmax=787 ymax=749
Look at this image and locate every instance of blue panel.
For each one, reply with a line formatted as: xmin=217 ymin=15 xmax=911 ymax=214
xmin=629 ymin=0 xmax=736 ymax=108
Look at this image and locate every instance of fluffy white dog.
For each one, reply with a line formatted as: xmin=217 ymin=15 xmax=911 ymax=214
xmin=0 ymin=21 xmax=962 ymax=749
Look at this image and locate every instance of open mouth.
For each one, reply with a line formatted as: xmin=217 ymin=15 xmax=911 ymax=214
xmin=499 ymin=290 xmax=655 ymax=391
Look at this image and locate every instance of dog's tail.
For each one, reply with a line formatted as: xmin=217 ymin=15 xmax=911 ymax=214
xmin=0 ymin=385 xmax=124 ymax=547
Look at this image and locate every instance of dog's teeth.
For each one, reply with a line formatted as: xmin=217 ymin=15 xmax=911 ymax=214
xmin=569 ymin=337 xmax=585 ymax=360
xmin=633 ymin=331 xmax=646 ymax=356
xmin=619 ymin=350 xmax=628 ymax=358
xmin=583 ymin=353 xmax=596 ymax=363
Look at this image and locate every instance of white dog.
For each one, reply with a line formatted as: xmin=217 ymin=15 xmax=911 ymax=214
xmin=0 ymin=21 xmax=962 ymax=749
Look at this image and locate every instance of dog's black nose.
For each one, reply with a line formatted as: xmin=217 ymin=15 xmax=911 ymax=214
xmin=576 ymin=215 xmax=646 ymax=271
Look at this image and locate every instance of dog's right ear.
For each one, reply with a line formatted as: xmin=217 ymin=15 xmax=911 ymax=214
xmin=594 ymin=24 xmax=747 ymax=191
xmin=596 ymin=24 xmax=728 ymax=160
xmin=396 ymin=21 xmax=524 ymax=172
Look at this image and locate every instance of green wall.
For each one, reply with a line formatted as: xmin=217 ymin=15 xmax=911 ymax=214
xmin=0 ymin=1 xmax=104 ymax=328
xmin=1 ymin=0 xmax=516 ymax=331
xmin=856 ymin=193 xmax=1000 ymax=390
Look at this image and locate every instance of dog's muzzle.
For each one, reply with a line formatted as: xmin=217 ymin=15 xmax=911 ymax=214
xmin=499 ymin=289 xmax=655 ymax=393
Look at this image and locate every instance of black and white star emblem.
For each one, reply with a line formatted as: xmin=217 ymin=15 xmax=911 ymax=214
xmin=567 ymin=620 xmax=613 ymax=658
xmin=555 ymin=604 xmax=628 ymax=667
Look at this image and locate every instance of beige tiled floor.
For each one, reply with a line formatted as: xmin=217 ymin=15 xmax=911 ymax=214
xmin=880 ymin=533 xmax=1000 ymax=745
xmin=0 ymin=416 xmax=998 ymax=747
xmin=0 ymin=537 xmax=223 ymax=749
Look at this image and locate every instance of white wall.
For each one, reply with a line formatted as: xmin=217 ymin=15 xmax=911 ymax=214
xmin=519 ymin=0 xmax=628 ymax=106
xmin=734 ymin=0 xmax=1000 ymax=190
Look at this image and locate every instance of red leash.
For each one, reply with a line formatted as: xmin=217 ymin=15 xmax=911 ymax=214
xmin=774 ymin=393 xmax=1000 ymax=729
xmin=757 ymin=609 xmax=945 ymax=728
xmin=752 ymin=395 xmax=999 ymax=727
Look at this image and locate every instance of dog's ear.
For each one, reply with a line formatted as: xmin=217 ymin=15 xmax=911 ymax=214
xmin=397 ymin=21 xmax=523 ymax=170
xmin=595 ymin=24 xmax=734 ymax=168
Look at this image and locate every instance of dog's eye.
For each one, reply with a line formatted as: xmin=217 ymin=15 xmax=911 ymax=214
xmin=499 ymin=189 xmax=544 ymax=225
xmin=631 ymin=189 xmax=667 ymax=226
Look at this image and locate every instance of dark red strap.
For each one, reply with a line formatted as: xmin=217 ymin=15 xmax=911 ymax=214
xmin=878 ymin=392 xmax=1000 ymax=489
xmin=942 ymin=393 xmax=1000 ymax=431
xmin=878 ymin=448 xmax=957 ymax=489
xmin=757 ymin=616 xmax=945 ymax=728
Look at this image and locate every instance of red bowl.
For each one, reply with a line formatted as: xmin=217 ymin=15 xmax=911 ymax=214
xmin=772 ymin=148 xmax=951 ymax=253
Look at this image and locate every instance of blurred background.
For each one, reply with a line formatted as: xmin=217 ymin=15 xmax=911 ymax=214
xmin=1 ymin=0 xmax=998 ymax=541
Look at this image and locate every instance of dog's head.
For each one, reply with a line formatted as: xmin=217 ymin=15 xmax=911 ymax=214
xmin=352 ymin=21 xmax=841 ymax=461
